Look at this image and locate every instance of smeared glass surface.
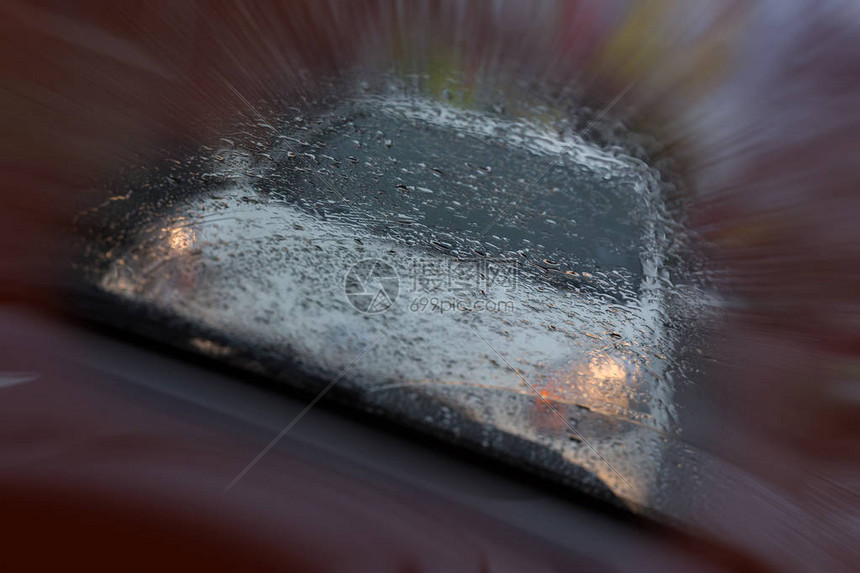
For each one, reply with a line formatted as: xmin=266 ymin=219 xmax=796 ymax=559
xmin=74 ymin=76 xmax=711 ymax=509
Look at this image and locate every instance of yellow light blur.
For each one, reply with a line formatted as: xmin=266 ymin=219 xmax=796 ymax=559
xmin=167 ymin=226 xmax=195 ymax=253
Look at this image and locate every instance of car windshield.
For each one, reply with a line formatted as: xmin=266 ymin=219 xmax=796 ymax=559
xmin=11 ymin=2 xmax=858 ymax=572
xmin=70 ymin=70 xmax=713 ymax=514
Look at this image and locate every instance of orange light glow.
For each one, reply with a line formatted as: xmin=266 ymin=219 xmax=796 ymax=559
xmin=167 ymin=226 xmax=195 ymax=253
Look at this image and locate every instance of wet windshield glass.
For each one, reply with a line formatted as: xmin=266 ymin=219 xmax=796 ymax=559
xmin=72 ymin=73 xmax=712 ymax=511
xmin=11 ymin=1 xmax=858 ymax=571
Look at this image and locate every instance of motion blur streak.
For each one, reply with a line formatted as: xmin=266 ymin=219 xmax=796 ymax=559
xmin=1 ymin=1 xmax=858 ymax=572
